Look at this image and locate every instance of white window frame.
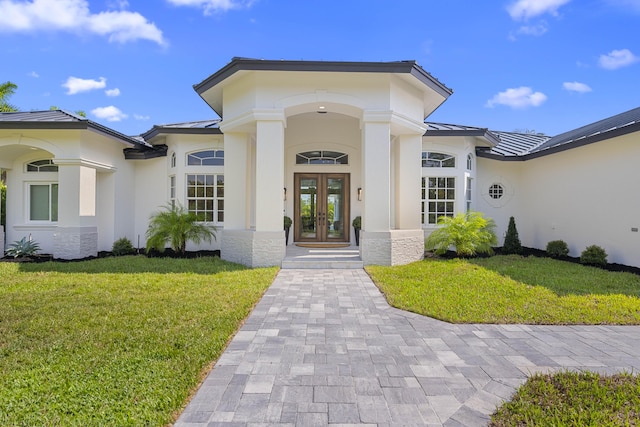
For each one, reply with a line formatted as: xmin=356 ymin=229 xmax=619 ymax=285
xmin=422 ymin=151 xmax=456 ymax=168
xmin=422 ymin=176 xmax=456 ymax=225
xmin=186 ymin=174 xmax=224 ymax=225
xmin=27 ymin=182 xmax=58 ymax=223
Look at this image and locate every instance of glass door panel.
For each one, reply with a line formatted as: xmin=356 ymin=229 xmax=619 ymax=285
xmin=294 ymin=173 xmax=350 ymax=242
xmin=299 ymin=177 xmax=318 ymax=239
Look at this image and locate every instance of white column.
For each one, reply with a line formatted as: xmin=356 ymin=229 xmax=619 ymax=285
xmin=54 ymin=161 xmax=98 ymax=259
xmin=222 ymin=132 xmax=249 ymax=229
xmin=395 ymin=133 xmax=423 ymax=229
xmin=362 ymin=119 xmax=391 ymax=232
xmin=255 ymin=120 xmax=285 ymax=231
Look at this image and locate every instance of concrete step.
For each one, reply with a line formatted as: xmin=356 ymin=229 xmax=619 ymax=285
xmin=281 ymin=259 xmax=364 ymax=269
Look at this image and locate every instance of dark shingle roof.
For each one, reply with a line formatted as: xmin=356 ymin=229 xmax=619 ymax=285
xmin=0 ymin=110 xmax=149 ymax=148
xmin=530 ymin=106 xmax=640 ymax=154
xmin=141 ymin=119 xmax=221 ymax=140
xmin=485 ymin=131 xmax=550 ymax=156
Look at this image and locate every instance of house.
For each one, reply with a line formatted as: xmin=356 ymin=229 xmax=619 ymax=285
xmin=1 ymin=57 xmax=638 ymax=268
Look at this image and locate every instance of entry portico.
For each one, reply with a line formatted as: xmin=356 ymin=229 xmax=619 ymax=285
xmin=194 ymin=58 xmax=452 ymax=267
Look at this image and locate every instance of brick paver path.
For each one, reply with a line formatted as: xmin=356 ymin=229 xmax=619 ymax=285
xmin=175 ymin=269 xmax=640 ymax=426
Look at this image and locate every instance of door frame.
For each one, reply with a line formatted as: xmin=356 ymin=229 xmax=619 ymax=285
xmin=293 ymin=173 xmax=350 ymax=243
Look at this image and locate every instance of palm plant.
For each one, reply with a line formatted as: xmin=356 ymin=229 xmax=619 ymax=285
xmin=425 ymin=211 xmax=497 ymax=257
xmin=145 ymin=204 xmax=216 ymax=255
xmin=0 ymin=81 xmax=18 ymax=112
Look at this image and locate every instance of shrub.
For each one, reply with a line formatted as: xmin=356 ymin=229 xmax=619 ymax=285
xmin=546 ymin=240 xmax=569 ymax=258
xmin=112 ymin=237 xmax=136 ymax=256
xmin=352 ymin=216 xmax=361 ymax=229
xmin=146 ymin=203 xmax=216 ymax=255
xmin=580 ymin=245 xmax=608 ymax=266
xmin=502 ymin=216 xmax=522 ymax=255
xmin=284 ymin=216 xmax=292 ymax=229
xmin=6 ymin=236 xmax=40 ymax=258
xmin=425 ymin=211 xmax=498 ymax=257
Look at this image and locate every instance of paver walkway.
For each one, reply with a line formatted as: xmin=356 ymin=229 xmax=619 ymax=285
xmin=175 ymin=269 xmax=640 ymax=426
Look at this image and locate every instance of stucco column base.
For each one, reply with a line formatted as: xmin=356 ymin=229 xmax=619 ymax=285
xmin=360 ymin=229 xmax=425 ymax=266
xmin=221 ymin=229 xmax=286 ymax=268
xmin=0 ymin=226 xmax=5 ymax=253
xmin=53 ymin=227 xmax=98 ymax=260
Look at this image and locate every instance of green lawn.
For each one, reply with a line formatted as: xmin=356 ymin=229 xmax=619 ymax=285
xmin=491 ymin=371 xmax=640 ymax=426
xmin=366 ymin=255 xmax=640 ymax=324
xmin=0 ymin=256 xmax=277 ymax=427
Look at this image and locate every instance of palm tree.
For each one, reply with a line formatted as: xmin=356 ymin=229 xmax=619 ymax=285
xmin=145 ymin=204 xmax=217 ymax=255
xmin=425 ymin=211 xmax=498 ymax=257
xmin=0 ymin=81 xmax=18 ymax=112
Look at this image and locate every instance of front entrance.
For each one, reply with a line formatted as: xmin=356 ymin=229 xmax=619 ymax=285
xmin=294 ymin=173 xmax=350 ymax=242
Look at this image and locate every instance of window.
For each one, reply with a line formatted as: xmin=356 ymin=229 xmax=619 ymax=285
xmin=489 ymin=184 xmax=504 ymax=199
xmin=466 ymin=177 xmax=472 ymax=212
xmin=170 ymin=152 xmax=176 ymax=168
xmin=296 ymin=150 xmax=348 ymax=165
xmin=26 ymin=159 xmax=58 ymax=172
xmin=422 ymin=152 xmax=455 ymax=168
xmin=29 ymin=183 xmax=58 ymax=221
xmin=467 ymin=154 xmax=473 ymax=170
xmin=186 ymin=174 xmax=224 ymax=223
xmin=422 ymin=177 xmax=455 ymax=225
xmin=169 ymin=176 xmax=176 ymax=207
xmin=187 ymin=150 xmax=224 ymax=166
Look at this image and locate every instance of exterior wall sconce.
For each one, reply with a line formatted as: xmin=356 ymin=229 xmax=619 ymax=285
xmin=357 ymin=187 xmax=362 ymax=201
xmin=284 ymin=187 xmax=287 ymax=201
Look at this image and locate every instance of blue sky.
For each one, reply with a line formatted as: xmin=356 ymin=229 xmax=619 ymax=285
xmin=1 ymin=0 xmax=639 ymax=136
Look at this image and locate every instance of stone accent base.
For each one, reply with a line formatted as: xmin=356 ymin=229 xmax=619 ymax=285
xmin=221 ymin=229 xmax=286 ymax=267
xmin=0 ymin=226 xmax=4 ymax=253
xmin=53 ymin=227 xmax=98 ymax=260
xmin=360 ymin=229 xmax=425 ymax=266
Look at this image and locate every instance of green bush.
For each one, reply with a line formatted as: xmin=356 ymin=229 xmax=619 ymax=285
xmin=580 ymin=245 xmax=608 ymax=266
xmin=502 ymin=216 xmax=522 ymax=254
xmin=352 ymin=216 xmax=361 ymax=229
xmin=546 ymin=240 xmax=569 ymax=258
xmin=283 ymin=216 xmax=292 ymax=229
xmin=425 ymin=211 xmax=498 ymax=257
xmin=146 ymin=203 xmax=216 ymax=255
xmin=112 ymin=237 xmax=136 ymax=256
xmin=5 ymin=236 xmax=40 ymax=258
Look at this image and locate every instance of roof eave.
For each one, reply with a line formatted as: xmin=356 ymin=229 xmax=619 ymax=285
xmin=141 ymin=125 xmax=223 ymax=141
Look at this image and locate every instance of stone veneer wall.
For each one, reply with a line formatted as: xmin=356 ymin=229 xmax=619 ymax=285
xmin=53 ymin=227 xmax=98 ymax=259
xmin=361 ymin=230 xmax=425 ymax=266
xmin=222 ymin=229 xmax=286 ymax=267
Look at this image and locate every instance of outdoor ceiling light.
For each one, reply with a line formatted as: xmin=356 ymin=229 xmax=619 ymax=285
xmin=357 ymin=187 xmax=362 ymax=201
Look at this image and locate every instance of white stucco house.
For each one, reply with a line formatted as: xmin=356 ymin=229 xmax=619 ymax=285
xmin=1 ymin=58 xmax=639 ymax=268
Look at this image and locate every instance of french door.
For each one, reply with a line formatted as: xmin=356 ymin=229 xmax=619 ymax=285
xmin=294 ymin=173 xmax=350 ymax=242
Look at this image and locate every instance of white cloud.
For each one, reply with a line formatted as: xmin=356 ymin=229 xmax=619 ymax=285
xmin=28 ymin=71 xmax=39 ymax=78
xmin=486 ymin=87 xmax=547 ymax=109
xmin=63 ymin=76 xmax=107 ymax=95
xmin=105 ymin=88 xmax=121 ymax=97
xmin=563 ymin=81 xmax=592 ymax=93
xmin=91 ymin=105 xmax=127 ymax=122
xmin=0 ymin=0 xmax=166 ymax=46
xmin=134 ymin=114 xmax=150 ymax=120
xmin=598 ymin=49 xmax=638 ymax=70
xmin=517 ymin=22 xmax=548 ymax=36
xmin=166 ymin=0 xmax=254 ymax=14
xmin=507 ymin=0 xmax=570 ymax=20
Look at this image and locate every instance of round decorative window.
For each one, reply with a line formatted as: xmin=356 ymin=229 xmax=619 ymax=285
xmin=489 ymin=184 xmax=504 ymax=199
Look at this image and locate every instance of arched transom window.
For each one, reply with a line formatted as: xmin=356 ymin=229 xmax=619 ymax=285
xmin=422 ymin=152 xmax=455 ymax=168
xmin=26 ymin=159 xmax=58 ymax=172
xmin=296 ymin=150 xmax=348 ymax=165
xmin=187 ymin=150 xmax=224 ymax=166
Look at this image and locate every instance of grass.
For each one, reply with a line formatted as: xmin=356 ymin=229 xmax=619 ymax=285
xmin=491 ymin=371 xmax=640 ymax=426
xmin=0 ymin=256 xmax=278 ymax=427
xmin=366 ymin=255 xmax=640 ymax=324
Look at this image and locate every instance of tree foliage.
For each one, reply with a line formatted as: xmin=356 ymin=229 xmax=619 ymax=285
xmin=425 ymin=211 xmax=498 ymax=257
xmin=502 ymin=216 xmax=522 ymax=254
xmin=145 ymin=204 xmax=216 ymax=255
xmin=0 ymin=81 xmax=18 ymax=112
